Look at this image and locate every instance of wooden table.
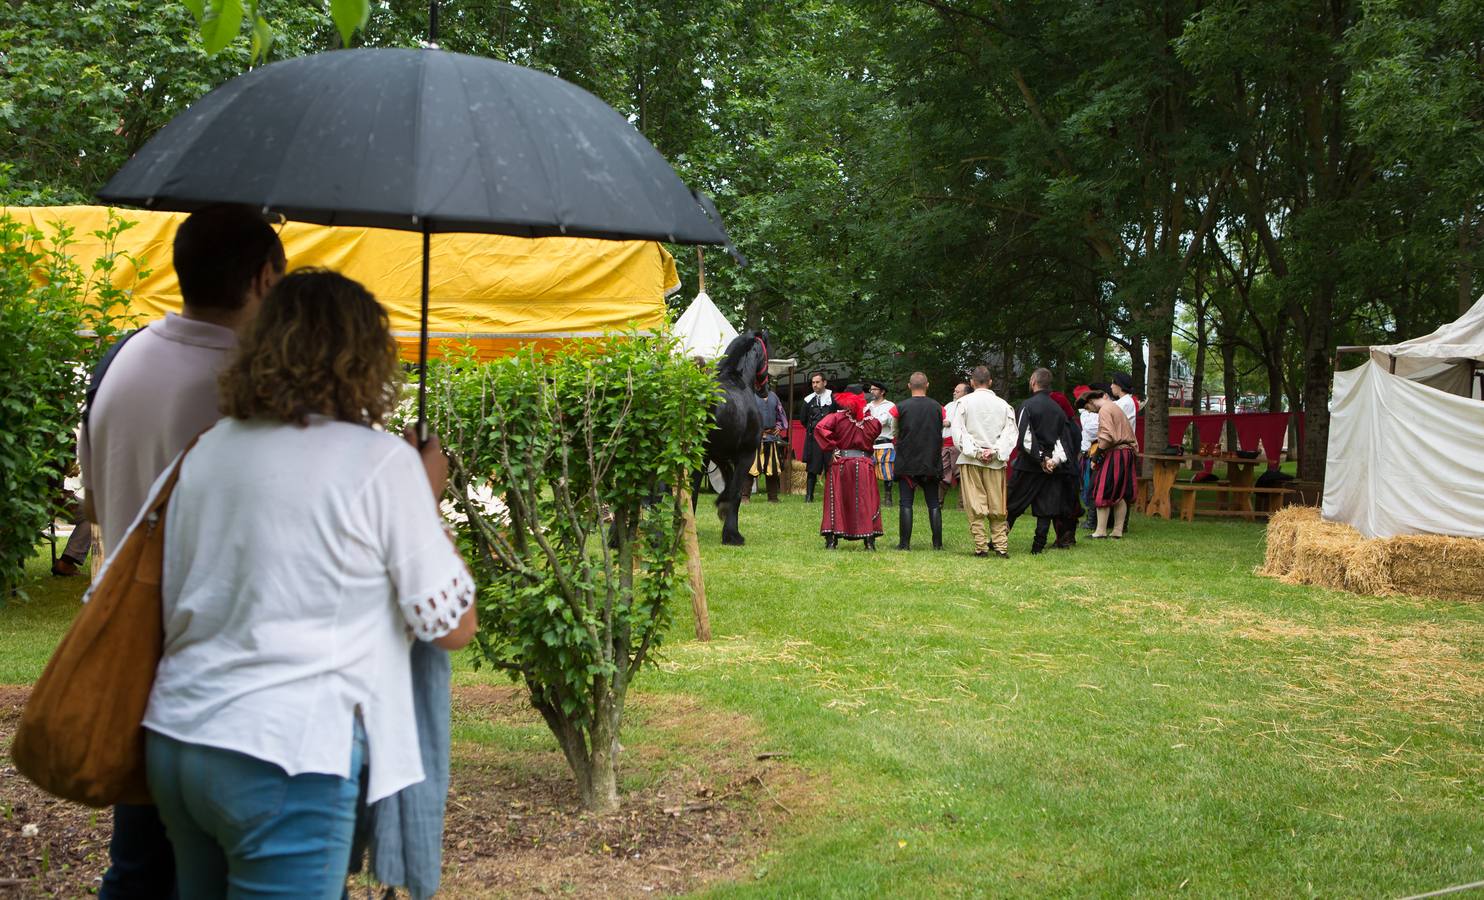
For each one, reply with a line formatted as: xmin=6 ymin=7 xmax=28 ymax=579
xmin=1138 ymin=453 xmax=1266 ymax=520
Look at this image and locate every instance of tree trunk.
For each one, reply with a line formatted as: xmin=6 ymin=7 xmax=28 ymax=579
xmin=1221 ymin=338 xmax=1239 ymax=450
xmin=583 ymin=696 xmax=621 ymax=814
xmin=1462 ymin=210 xmax=1481 ymax=317
xmin=1092 ymin=336 xmax=1107 ymax=383
xmin=1191 ymin=301 xmax=1208 ymax=413
xmin=1144 ymin=324 xmax=1173 ymax=467
xmin=1297 ymin=283 xmax=1335 ymax=483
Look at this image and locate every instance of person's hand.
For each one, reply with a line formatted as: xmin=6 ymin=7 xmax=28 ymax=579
xmin=404 ymin=427 xmax=449 ymax=500
xmin=979 ymin=448 xmax=994 ymax=462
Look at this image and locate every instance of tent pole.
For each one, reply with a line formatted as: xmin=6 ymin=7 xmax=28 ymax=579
xmin=787 ymin=363 xmax=796 ymax=467
xmin=696 ymin=247 xmax=705 ymax=294
xmin=417 ymin=224 xmax=431 ymax=445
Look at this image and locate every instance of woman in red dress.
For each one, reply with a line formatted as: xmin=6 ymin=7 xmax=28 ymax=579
xmin=812 ymin=388 xmax=884 ymax=549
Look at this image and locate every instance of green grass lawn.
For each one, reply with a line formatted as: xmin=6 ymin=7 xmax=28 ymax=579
xmin=6 ymin=498 xmax=1482 ymax=897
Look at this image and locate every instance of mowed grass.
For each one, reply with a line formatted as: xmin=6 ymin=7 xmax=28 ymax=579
xmin=6 ymin=496 xmax=1483 ymax=897
xmin=651 ymin=495 xmax=1484 ymax=897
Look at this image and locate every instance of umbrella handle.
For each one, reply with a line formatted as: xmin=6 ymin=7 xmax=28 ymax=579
xmin=417 ymin=225 xmax=431 ymax=447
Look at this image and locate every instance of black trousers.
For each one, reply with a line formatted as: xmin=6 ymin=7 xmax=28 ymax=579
xmin=897 ymin=477 xmax=942 ymax=511
xmin=100 ymin=803 xmax=177 ymax=899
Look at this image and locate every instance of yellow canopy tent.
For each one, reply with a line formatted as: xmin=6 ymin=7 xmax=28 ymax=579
xmin=8 ymin=206 xmax=680 ymax=359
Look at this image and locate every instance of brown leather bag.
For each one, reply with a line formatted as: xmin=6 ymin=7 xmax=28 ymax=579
xmin=11 ymin=446 xmax=193 ymax=808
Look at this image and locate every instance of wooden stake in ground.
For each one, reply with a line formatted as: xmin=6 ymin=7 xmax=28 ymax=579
xmin=678 ymin=485 xmax=710 ymax=641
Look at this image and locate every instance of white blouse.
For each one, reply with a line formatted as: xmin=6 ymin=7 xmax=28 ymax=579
xmin=140 ymin=417 xmax=471 ymax=803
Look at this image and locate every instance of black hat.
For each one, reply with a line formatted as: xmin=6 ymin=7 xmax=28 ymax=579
xmin=845 ymin=383 xmax=865 ymax=394
xmin=865 ymin=379 xmax=888 ymax=392
xmin=1076 ymin=389 xmax=1106 ymax=410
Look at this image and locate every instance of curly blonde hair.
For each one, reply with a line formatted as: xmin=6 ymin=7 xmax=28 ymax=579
xmin=220 ymin=269 xmax=403 ymax=427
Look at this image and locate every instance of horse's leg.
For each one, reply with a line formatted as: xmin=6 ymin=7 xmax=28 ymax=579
xmin=720 ymin=449 xmax=754 ymax=545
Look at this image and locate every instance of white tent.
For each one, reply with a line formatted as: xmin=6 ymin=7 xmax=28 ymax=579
xmin=1324 ymin=295 xmax=1484 ymax=538
xmin=673 ymin=290 xmax=738 ymax=359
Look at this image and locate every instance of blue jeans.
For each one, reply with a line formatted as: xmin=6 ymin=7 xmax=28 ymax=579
xmin=145 ymin=725 xmax=364 ymax=899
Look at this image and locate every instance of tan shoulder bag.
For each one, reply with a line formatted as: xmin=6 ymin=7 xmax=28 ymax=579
xmin=12 ymin=443 xmax=195 ymax=808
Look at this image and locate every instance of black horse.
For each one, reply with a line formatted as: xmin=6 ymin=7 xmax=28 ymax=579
xmin=698 ymin=330 xmax=768 ymax=545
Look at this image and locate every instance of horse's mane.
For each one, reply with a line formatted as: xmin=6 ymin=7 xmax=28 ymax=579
xmin=716 ymin=330 xmax=765 ymax=387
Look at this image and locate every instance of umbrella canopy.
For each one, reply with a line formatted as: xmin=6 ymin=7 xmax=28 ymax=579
xmin=98 ymin=48 xmax=731 ymax=247
xmin=97 ymin=47 xmax=736 ymax=437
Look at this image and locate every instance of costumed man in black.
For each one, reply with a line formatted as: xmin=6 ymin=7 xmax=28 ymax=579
xmin=800 ymin=371 xmax=836 ymax=502
xmin=1005 ymin=367 xmax=1081 ymax=554
xmin=893 ymin=371 xmax=946 ymax=550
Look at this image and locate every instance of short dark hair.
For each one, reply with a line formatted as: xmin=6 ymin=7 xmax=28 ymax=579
xmin=970 ymin=365 xmax=992 ymax=386
xmin=810 ymin=371 xmax=827 ymax=381
xmin=1030 ymin=367 xmax=1053 ymax=389
xmin=908 ymin=371 xmax=928 ymax=390
xmin=174 ymin=205 xmax=286 ymax=311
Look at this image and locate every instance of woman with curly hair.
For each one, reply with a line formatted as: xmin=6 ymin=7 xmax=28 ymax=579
xmin=139 ymin=269 xmax=475 ymax=896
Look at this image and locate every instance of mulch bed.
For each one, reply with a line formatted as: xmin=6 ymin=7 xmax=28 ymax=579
xmin=1 ymin=684 xmax=807 ymax=898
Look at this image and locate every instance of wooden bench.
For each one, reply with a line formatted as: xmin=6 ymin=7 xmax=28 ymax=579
xmin=1170 ymin=483 xmax=1292 ymax=522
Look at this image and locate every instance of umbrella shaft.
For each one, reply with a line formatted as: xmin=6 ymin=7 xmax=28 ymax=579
xmin=417 ymin=226 xmax=430 ymax=445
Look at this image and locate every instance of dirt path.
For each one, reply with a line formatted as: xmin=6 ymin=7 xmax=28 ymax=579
xmin=1 ymin=684 xmax=810 ymax=898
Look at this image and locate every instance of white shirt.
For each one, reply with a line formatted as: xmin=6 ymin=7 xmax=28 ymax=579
xmin=141 ymin=417 xmax=470 ymax=803
xmin=1116 ymin=393 xmax=1138 ymax=423
xmin=866 ymin=398 xmax=898 ymax=446
xmin=942 ymin=399 xmax=960 ymax=445
xmin=1079 ymin=409 xmax=1100 ymax=453
xmin=79 ymin=313 xmax=237 ymax=553
xmin=951 ymin=388 xmax=1017 ymax=468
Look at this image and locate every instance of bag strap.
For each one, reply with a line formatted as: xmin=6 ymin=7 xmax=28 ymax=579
xmin=83 ymin=327 xmax=144 ymax=432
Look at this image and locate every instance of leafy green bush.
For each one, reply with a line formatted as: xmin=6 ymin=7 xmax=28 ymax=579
xmin=0 ymin=206 xmax=143 ymax=597
xmin=424 ymin=336 xmax=714 ymax=812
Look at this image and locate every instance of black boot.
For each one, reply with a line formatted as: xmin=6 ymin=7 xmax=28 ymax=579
xmin=806 ymin=474 xmax=817 ymax=503
xmin=929 ymin=507 xmax=944 ymax=550
xmin=896 ymin=505 xmax=913 ymax=550
xmin=1030 ymin=516 xmax=1051 ymax=555
xmin=824 ymin=533 xmax=837 ymax=550
xmin=864 ymin=535 xmax=877 ymax=551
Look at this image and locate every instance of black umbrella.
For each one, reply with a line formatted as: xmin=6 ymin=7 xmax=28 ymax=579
xmin=98 ymin=47 xmax=737 ymax=436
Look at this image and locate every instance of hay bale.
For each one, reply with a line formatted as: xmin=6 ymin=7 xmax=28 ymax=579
xmin=1259 ymin=506 xmax=1322 ymax=578
xmin=1283 ymin=518 xmax=1364 ymax=590
xmin=1380 ymin=535 xmax=1484 ymax=603
xmin=1341 ymin=538 xmax=1396 ymax=596
xmin=786 ymin=459 xmax=809 ymax=495
xmin=1260 ymin=508 xmax=1484 ymax=603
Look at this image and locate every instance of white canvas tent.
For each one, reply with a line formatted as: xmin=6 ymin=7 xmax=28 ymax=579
xmin=673 ymin=290 xmax=738 ymax=359
xmin=1324 ymin=295 xmax=1484 ymax=538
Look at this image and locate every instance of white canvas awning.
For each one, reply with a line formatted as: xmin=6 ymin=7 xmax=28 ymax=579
xmin=1368 ymin=294 xmax=1484 ymax=395
xmin=1326 ymin=294 xmax=1484 ymax=538
xmin=673 ymin=291 xmax=737 ymax=359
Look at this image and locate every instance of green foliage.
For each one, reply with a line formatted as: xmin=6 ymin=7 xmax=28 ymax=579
xmin=0 ymin=0 xmax=335 ymax=206
xmin=0 ymin=202 xmax=144 ymax=597
xmin=424 ymin=334 xmax=714 ymax=807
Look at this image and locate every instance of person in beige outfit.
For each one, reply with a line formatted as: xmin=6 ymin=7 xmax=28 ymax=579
xmin=950 ymin=366 xmax=1018 ymax=557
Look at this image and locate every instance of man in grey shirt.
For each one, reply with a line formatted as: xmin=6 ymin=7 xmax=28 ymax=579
xmin=80 ymin=204 xmax=285 ymax=898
